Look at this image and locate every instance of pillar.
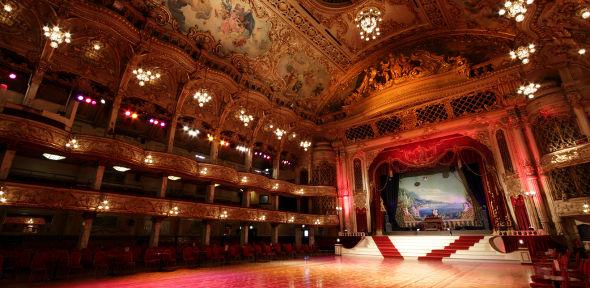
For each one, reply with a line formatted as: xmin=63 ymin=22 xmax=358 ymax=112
xmin=159 ymin=176 xmax=168 ymax=198
xmin=0 ymin=149 xmax=15 ymax=180
xmin=568 ymin=93 xmax=590 ymax=137
xmin=295 ymin=227 xmax=302 ymax=247
xmin=210 ymin=139 xmax=220 ymax=163
xmin=107 ymin=89 xmax=124 ymax=133
xmin=240 ymin=223 xmax=249 ymax=245
xmin=93 ymin=165 xmax=105 ymax=190
xmin=309 ymin=227 xmax=315 ymax=247
xmin=271 ymin=195 xmax=279 ymax=210
xmin=308 ymin=197 xmax=313 ymax=214
xmin=166 ymin=116 xmax=178 ymax=153
xmin=206 ymin=184 xmax=215 ymax=203
xmin=244 ymin=149 xmax=253 ymax=172
xmin=296 ymin=197 xmax=301 ymax=213
xmin=202 ymin=221 xmax=212 ymax=246
xmin=149 ymin=217 xmax=163 ymax=247
xmin=242 ymin=190 xmax=251 ymax=208
xmin=271 ymin=223 xmax=279 ymax=244
xmin=272 ymin=153 xmax=280 ymax=179
xmin=77 ymin=212 xmax=96 ymax=249
xmin=23 ymin=67 xmax=45 ymax=105
xmin=65 ymin=101 xmax=80 ymax=132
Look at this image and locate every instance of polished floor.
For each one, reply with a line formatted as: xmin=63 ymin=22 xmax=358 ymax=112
xmin=39 ymin=256 xmax=532 ymax=288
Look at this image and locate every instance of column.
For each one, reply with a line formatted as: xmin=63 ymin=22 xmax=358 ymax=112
xmin=206 ymin=184 xmax=215 ymax=203
xmin=107 ymin=89 xmax=124 ymax=133
xmin=77 ymin=212 xmax=96 ymax=249
xmin=210 ymin=139 xmax=220 ymax=163
xmin=244 ymin=149 xmax=253 ymax=172
xmin=295 ymin=227 xmax=302 ymax=247
xmin=296 ymin=197 xmax=301 ymax=213
xmin=149 ymin=217 xmax=163 ymax=247
xmin=23 ymin=66 xmax=45 ymax=105
xmin=93 ymin=165 xmax=105 ymax=190
xmin=271 ymin=223 xmax=279 ymax=244
xmin=271 ymin=195 xmax=279 ymax=210
xmin=65 ymin=101 xmax=80 ymax=132
xmin=159 ymin=176 xmax=168 ymax=198
xmin=166 ymin=116 xmax=178 ymax=153
xmin=309 ymin=227 xmax=315 ymax=247
xmin=0 ymin=149 xmax=15 ymax=180
xmin=308 ymin=197 xmax=313 ymax=214
xmin=242 ymin=190 xmax=251 ymax=208
xmin=272 ymin=153 xmax=280 ymax=179
xmin=202 ymin=221 xmax=212 ymax=246
xmin=568 ymin=92 xmax=590 ymax=137
xmin=240 ymin=223 xmax=249 ymax=245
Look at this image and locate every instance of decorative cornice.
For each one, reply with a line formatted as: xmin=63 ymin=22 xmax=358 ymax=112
xmin=540 ymin=143 xmax=590 ymax=172
xmin=0 ymin=115 xmax=336 ymax=197
xmin=554 ymin=198 xmax=589 ymax=217
xmin=0 ymin=182 xmax=338 ymax=226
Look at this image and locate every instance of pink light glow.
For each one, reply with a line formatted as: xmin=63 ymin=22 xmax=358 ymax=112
xmin=77 ymin=95 xmax=84 ymax=101
xmin=85 ymin=98 xmax=92 ymax=103
xmin=124 ymin=111 xmax=131 ymax=117
xmin=91 ymin=100 xmax=97 ymax=105
xmin=160 ymin=122 xmax=165 ymax=127
xmin=8 ymin=73 xmax=16 ymax=79
xmin=149 ymin=119 xmax=154 ymax=123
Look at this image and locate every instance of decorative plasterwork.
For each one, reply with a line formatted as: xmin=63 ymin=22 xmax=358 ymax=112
xmin=554 ymin=197 xmax=590 ymax=217
xmin=541 ymin=143 xmax=590 ymax=172
xmin=1 ymin=183 xmax=339 ymax=226
xmin=0 ymin=115 xmax=336 ymax=197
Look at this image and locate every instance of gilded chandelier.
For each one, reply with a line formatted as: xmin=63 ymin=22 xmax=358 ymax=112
xmin=238 ymin=109 xmax=254 ymax=127
xmin=355 ymin=8 xmax=382 ymax=41
xmin=518 ymin=83 xmax=541 ymax=99
xmin=43 ymin=25 xmax=71 ymax=48
xmin=193 ymin=89 xmax=211 ymax=107
xmin=510 ymin=44 xmax=535 ymax=64
xmin=300 ymin=140 xmax=311 ymax=151
xmin=132 ymin=68 xmax=160 ymax=86
xmin=499 ymin=0 xmax=533 ymax=22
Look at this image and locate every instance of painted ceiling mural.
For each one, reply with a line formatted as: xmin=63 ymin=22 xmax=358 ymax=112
xmin=165 ymin=0 xmax=336 ymax=110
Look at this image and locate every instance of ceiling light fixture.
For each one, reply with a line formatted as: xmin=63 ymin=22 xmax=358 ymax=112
xmin=579 ymin=48 xmax=586 ymax=55
xmin=3 ymin=3 xmax=12 ymax=12
xmin=580 ymin=8 xmax=590 ymax=19
xmin=183 ymin=126 xmax=200 ymax=137
xmin=113 ymin=166 xmax=130 ymax=172
xmin=43 ymin=25 xmax=71 ymax=48
xmin=97 ymin=199 xmax=110 ymax=211
xmin=43 ymin=153 xmax=65 ymax=161
xmin=194 ymin=89 xmax=211 ymax=107
xmin=65 ymin=138 xmax=79 ymax=149
xmin=355 ymin=7 xmax=382 ymax=41
xmin=0 ymin=186 xmax=6 ymax=203
xmin=167 ymin=175 xmax=181 ymax=181
xmin=132 ymin=68 xmax=160 ymax=86
xmin=518 ymin=82 xmax=541 ymax=99
xmin=300 ymin=140 xmax=311 ymax=151
xmin=509 ymin=44 xmax=535 ymax=64
xmin=144 ymin=154 xmax=154 ymax=164
xmin=238 ymin=109 xmax=254 ymax=127
xmin=167 ymin=206 xmax=180 ymax=216
xmin=236 ymin=145 xmax=249 ymax=153
xmin=499 ymin=0 xmax=533 ymax=22
xmin=274 ymin=128 xmax=286 ymax=140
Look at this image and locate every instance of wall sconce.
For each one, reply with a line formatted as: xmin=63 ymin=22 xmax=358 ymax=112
xmin=0 ymin=186 xmax=7 ymax=203
xmin=219 ymin=210 xmax=228 ymax=219
xmin=65 ymin=137 xmax=79 ymax=149
xmin=314 ymin=219 xmax=321 ymax=225
xmin=258 ymin=215 xmax=266 ymax=221
xmin=583 ymin=203 xmax=589 ymax=214
xmin=167 ymin=206 xmax=180 ymax=216
xmin=288 ymin=216 xmax=295 ymax=223
xmin=97 ymin=199 xmax=110 ymax=211
xmin=144 ymin=154 xmax=154 ymax=164
xmin=200 ymin=167 xmax=208 ymax=175
xmin=241 ymin=176 xmax=248 ymax=183
xmin=272 ymin=183 xmax=279 ymax=190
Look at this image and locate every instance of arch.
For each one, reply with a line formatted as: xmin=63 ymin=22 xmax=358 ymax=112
xmin=367 ymin=134 xmax=513 ymax=233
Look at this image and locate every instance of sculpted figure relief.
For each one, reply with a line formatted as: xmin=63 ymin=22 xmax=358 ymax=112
xmin=344 ymin=50 xmax=470 ymax=106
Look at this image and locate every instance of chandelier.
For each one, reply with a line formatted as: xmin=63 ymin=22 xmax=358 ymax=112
xmin=355 ymin=8 xmax=382 ymax=41
xmin=517 ymin=83 xmax=541 ymax=99
xmin=193 ymin=89 xmax=211 ymax=107
xmin=43 ymin=25 xmax=71 ymax=48
xmin=219 ymin=210 xmax=228 ymax=219
xmin=182 ymin=125 xmax=200 ymax=137
xmin=0 ymin=1 xmax=17 ymax=26
xmin=499 ymin=0 xmax=533 ymax=22
xmin=274 ymin=128 xmax=286 ymax=140
xmin=65 ymin=137 xmax=79 ymax=149
xmin=167 ymin=206 xmax=180 ymax=216
xmin=510 ymin=44 xmax=535 ymax=64
xmin=300 ymin=140 xmax=311 ymax=151
xmin=97 ymin=199 xmax=110 ymax=211
xmin=0 ymin=186 xmax=6 ymax=203
xmin=580 ymin=8 xmax=590 ymax=19
xmin=238 ymin=109 xmax=254 ymax=127
xmin=132 ymin=68 xmax=160 ymax=86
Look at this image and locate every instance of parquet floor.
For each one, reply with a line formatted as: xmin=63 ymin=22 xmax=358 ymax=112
xmin=41 ymin=256 xmax=532 ymax=288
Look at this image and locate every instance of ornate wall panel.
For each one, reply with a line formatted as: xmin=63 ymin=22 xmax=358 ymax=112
xmin=547 ymin=162 xmax=590 ymax=200
xmin=495 ymin=130 xmax=514 ymax=174
xmin=533 ymin=115 xmax=584 ymax=155
xmin=0 ymin=183 xmax=338 ymax=226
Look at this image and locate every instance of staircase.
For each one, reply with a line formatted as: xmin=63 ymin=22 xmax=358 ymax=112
xmin=418 ymin=235 xmax=484 ymax=261
xmin=372 ymin=236 xmax=403 ymax=259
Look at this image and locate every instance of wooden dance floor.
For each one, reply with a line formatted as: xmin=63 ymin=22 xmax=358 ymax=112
xmin=36 ymin=256 xmax=532 ymax=288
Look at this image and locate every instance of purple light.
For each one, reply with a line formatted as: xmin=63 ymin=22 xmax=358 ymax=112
xmin=8 ymin=73 xmax=16 ymax=80
xmin=154 ymin=120 xmax=159 ymax=125
xmin=160 ymin=122 xmax=166 ymax=127
xmin=77 ymin=95 xmax=84 ymax=101
xmin=85 ymin=98 xmax=92 ymax=103
xmin=91 ymin=100 xmax=97 ymax=105
xmin=149 ymin=119 xmax=154 ymax=123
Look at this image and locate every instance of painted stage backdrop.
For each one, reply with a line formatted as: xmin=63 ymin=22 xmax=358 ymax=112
xmin=396 ymin=170 xmax=476 ymax=226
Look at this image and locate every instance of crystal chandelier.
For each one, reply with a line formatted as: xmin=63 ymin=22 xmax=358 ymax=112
xmin=132 ymin=68 xmax=160 ymax=86
xmin=43 ymin=25 xmax=71 ymax=48
xmin=274 ymin=128 xmax=286 ymax=140
xmin=300 ymin=140 xmax=311 ymax=151
xmin=355 ymin=8 xmax=382 ymax=41
xmin=518 ymin=83 xmax=541 ymax=99
xmin=499 ymin=0 xmax=533 ymax=22
xmin=193 ymin=89 xmax=211 ymax=107
xmin=510 ymin=44 xmax=535 ymax=64
xmin=238 ymin=109 xmax=254 ymax=127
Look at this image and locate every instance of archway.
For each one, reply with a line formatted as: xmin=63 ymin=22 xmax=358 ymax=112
xmin=368 ymin=134 xmax=513 ymax=234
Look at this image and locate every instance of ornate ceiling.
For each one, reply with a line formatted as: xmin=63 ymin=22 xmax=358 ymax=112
xmin=0 ymin=0 xmax=588 ymax=145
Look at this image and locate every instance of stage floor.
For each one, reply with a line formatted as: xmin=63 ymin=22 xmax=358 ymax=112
xmin=33 ymin=256 xmax=532 ymax=288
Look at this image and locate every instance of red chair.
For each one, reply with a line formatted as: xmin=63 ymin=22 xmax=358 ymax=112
xmin=242 ymin=245 xmax=254 ymax=262
xmin=93 ymin=251 xmax=109 ymax=276
xmin=283 ymin=244 xmax=295 ymax=258
xmin=182 ymin=247 xmax=198 ymax=267
xmin=263 ymin=244 xmax=275 ymax=261
xmin=274 ymin=244 xmax=286 ymax=259
xmin=228 ymin=245 xmax=241 ymax=263
xmin=29 ymin=252 xmax=49 ymax=281
xmin=144 ymin=248 xmax=160 ymax=268
xmin=67 ymin=250 xmax=84 ymax=277
xmin=118 ymin=249 xmax=136 ymax=274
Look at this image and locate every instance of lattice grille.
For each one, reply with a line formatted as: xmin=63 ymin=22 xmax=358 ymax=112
xmin=376 ymin=116 xmax=402 ymax=135
xmin=415 ymin=103 xmax=448 ymax=125
xmin=353 ymin=159 xmax=363 ymax=192
xmin=345 ymin=124 xmax=375 ymax=142
xmin=311 ymin=161 xmax=336 ymax=186
xmin=533 ymin=116 xmax=583 ymax=155
xmin=496 ymin=130 xmax=514 ymax=173
xmin=548 ymin=162 xmax=590 ymax=200
xmin=451 ymin=91 xmax=497 ymax=117
xmin=313 ymin=196 xmax=336 ymax=215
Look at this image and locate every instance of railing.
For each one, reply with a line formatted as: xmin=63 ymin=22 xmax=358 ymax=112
xmin=338 ymin=232 xmax=366 ymax=237
xmin=401 ymin=219 xmax=481 ymax=229
xmin=494 ymin=229 xmax=546 ymax=236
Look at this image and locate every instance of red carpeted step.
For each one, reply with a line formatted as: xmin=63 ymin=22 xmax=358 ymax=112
xmin=418 ymin=236 xmax=484 ymax=261
xmin=372 ymin=236 xmax=404 ymax=259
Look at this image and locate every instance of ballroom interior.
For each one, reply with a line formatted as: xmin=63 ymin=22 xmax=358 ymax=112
xmin=0 ymin=0 xmax=589 ymax=287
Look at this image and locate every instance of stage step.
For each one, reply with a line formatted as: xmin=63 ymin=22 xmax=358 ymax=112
xmin=372 ymin=236 xmax=404 ymax=259
xmin=418 ymin=235 xmax=483 ymax=261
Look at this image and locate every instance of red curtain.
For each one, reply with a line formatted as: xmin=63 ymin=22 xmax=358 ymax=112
xmin=511 ymin=195 xmax=531 ymax=230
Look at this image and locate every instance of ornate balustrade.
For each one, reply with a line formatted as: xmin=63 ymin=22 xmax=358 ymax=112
xmin=0 ymin=115 xmax=336 ymax=197
xmin=400 ymin=219 xmax=480 ymax=230
xmin=0 ymin=182 xmax=339 ymax=226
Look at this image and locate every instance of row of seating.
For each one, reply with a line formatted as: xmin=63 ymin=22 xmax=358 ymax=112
xmin=529 ymin=249 xmax=590 ymax=288
xmin=0 ymin=243 xmax=320 ymax=282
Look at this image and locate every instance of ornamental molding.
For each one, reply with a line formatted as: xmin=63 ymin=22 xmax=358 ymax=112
xmin=0 ymin=115 xmax=336 ymax=197
xmin=554 ymin=198 xmax=590 ymax=217
xmin=1 ymin=182 xmax=339 ymax=226
xmin=541 ymin=143 xmax=590 ymax=172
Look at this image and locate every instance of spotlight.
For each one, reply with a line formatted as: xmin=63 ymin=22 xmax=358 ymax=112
xmin=8 ymin=73 xmax=16 ymax=79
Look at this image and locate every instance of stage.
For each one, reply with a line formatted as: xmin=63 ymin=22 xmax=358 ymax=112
xmin=26 ymin=256 xmax=531 ymax=288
